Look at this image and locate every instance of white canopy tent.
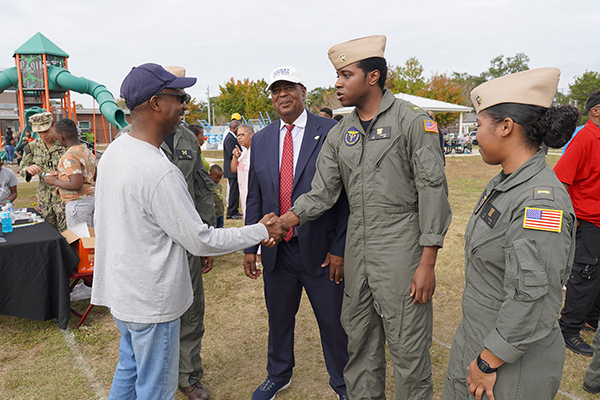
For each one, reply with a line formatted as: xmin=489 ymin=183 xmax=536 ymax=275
xmin=333 ymin=92 xmax=473 ymax=134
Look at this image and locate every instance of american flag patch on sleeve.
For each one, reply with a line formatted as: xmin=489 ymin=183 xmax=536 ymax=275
xmin=424 ymin=120 xmax=438 ymax=133
xmin=523 ymin=207 xmax=563 ymax=233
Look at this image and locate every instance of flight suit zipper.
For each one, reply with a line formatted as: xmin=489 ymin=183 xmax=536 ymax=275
xmin=469 ymin=229 xmax=507 ymax=255
xmin=466 ymin=189 xmax=497 ymax=248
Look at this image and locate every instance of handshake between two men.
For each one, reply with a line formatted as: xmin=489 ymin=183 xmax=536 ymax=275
xmin=248 ymin=210 xmax=308 ymax=279
xmin=257 ymin=210 xmax=299 ymax=248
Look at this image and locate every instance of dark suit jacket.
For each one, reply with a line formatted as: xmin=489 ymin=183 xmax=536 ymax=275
xmin=222 ymin=131 xmax=239 ymax=179
xmin=245 ymin=111 xmax=349 ymax=276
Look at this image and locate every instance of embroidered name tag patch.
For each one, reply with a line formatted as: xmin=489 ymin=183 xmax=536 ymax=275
xmin=480 ymin=203 xmax=501 ymax=228
xmin=368 ymin=126 xmax=391 ymax=141
xmin=523 ymin=207 xmax=562 ymax=233
xmin=176 ymin=149 xmax=193 ymax=160
xmin=344 ymin=127 xmax=360 ymax=146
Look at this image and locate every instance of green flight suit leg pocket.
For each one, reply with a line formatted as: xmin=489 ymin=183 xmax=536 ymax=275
xmin=387 ymin=295 xmax=433 ymax=399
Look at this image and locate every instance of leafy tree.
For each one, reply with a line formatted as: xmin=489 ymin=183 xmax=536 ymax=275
xmin=451 ymin=71 xmax=486 ymax=103
xmin=115 ymin=97 xmax=127 ymax=109
xmin=185 ymin=98 xmax=207 ymax=125
xmin=568 ymin=71 xmax=600 ymax=117
xmin=245 ymin=79 xmax=275 ymax=119
xmin=417 ymin=73 xmax=468 ymax=127
xmin=449 ymin=53 xmax=529 ymax=109
xmin=214 ymin=78 xmax=247 ymax=120
xmin=306 ymin=86 xmax=340 ymax=113
xmin=386 ymin=57 xmax=426 ymax=95
xmin=213 ymin=78 xmax=275 ymax=122
xmin=482 ymin=53 xmax=530 ymax=80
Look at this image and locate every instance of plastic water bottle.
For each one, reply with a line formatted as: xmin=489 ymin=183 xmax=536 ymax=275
xmin=6 ymin=200 xmax=15 ymax=223
xmin=1 ymin=207 xmax=12 ymax=233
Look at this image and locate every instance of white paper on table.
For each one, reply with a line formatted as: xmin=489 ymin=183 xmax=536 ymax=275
xmin=70 ymin=222 xmax=91 ymax=238
xmin=14 ymin=212 xmax=30 ymax=221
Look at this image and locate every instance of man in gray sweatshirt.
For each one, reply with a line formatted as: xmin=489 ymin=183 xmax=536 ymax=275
xmin=91 ymin=63 xmax=284 ymax=400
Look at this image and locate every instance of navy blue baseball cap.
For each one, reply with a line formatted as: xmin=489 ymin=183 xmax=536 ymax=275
xmin=120 ymin=63 xmax=197 ymax=110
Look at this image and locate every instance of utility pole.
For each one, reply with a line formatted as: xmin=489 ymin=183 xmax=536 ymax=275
xmin=206 ymin=86 xmax=211 ymax=126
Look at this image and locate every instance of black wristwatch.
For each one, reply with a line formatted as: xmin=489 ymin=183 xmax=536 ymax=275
xmin=477 ymin=354 xmax=498 ymax=374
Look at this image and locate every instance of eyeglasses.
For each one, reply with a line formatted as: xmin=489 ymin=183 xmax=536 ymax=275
xmin=155 ymin=92 xmax=191 ymax=104
xmin=237 ymin=133 xmax=251 ymax=139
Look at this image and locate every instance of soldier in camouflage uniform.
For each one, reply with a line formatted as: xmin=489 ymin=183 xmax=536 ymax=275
xmin=20 ymin=112 xmax=66 ymax=231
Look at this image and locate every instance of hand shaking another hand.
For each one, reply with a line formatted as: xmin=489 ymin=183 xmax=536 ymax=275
xmin=257 ymin=212 xmax=297 ymax=247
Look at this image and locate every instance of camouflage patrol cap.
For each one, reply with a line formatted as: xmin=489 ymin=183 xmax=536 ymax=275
xmin=28 ymin=112 xmax=54 ymax=132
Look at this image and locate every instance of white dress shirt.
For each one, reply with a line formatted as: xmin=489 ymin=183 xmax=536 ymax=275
xmin=278 ymin=109 xmax=307 ymax=174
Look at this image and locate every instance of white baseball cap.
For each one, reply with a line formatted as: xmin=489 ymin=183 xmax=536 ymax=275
xmin=267 ymin=66 xmax=304 ymax=90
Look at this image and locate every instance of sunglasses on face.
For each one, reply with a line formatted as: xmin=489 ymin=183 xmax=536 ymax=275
xmin=155 ymin=92 xmax=192 ymax=104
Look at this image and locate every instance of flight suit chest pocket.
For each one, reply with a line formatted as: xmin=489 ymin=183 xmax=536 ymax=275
xmin=338 ymin=133 xmax=363 ymax=169
xmin=373 ymin=134 xmax=404 ymax=167
xmin=508 ymin=238 xmax=549 ymax=301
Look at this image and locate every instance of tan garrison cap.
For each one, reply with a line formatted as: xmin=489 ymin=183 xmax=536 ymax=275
xmin=328 ymin=35 xmax=386 ymax=71
xmin=470 ymin=67 xmax=560 ymax=113
xmin=28 ymin=112 xmax=54 ymax=132
xmin=164 ymin=66 xmax=186 ymax=78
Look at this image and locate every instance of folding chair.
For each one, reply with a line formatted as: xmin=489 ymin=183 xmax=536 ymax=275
xmin=69 ymin=271 xmax=94 ymax=328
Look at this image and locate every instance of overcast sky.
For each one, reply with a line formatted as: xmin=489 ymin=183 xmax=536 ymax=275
xmin=1 ymin=0 xmax=598 ymax=109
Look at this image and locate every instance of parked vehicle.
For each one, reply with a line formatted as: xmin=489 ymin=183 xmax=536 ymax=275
xmin=469 ymin=130 xmax=478 ymax=145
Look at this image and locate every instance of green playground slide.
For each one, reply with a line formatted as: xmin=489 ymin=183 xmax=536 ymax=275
xmin=0 ymin=65 xmax=128 ymax=133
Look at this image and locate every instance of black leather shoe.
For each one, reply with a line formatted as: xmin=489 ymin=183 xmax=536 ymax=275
xmin=584 ymin=382 xmax=600 ymax=394
xmin=227 ymin=214 xmax=242 ymax=220
xmin=181 ymin=382 xmax=210 ymax=400
xmin=564 ymin=334 xmax=593 ymax=356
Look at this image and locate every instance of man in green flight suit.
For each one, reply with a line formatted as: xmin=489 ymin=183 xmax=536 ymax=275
xmin=119 ymin=66 xmax=216 ymax=400
xmin=163 ymin=68 xmax=216 ymax=400
xmin=280 ymin=35 xmax=452 ymax=399
xmin=20 ymin=112 xmax=67 ymax=231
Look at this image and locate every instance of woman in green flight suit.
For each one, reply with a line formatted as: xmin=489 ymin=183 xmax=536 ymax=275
xmin=442 ymin=68 xmax=579 ymax=400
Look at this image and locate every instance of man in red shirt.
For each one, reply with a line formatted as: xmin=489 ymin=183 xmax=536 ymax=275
xmin=556 ymin=89 xmax=600 ymax=356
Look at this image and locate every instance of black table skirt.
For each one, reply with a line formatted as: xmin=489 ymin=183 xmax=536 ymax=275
xmin=0 ymin=211 xmax=79 ymax=329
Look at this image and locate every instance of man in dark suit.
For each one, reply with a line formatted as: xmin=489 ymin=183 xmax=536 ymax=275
xmin=223 ymin=115 xmax=242 ymax=219
xmin=244 ymin=66 xmax=349 ymax=400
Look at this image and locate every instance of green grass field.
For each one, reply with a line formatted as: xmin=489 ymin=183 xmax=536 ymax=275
xmin=0 ymin=152 xmax=595 ymax=399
